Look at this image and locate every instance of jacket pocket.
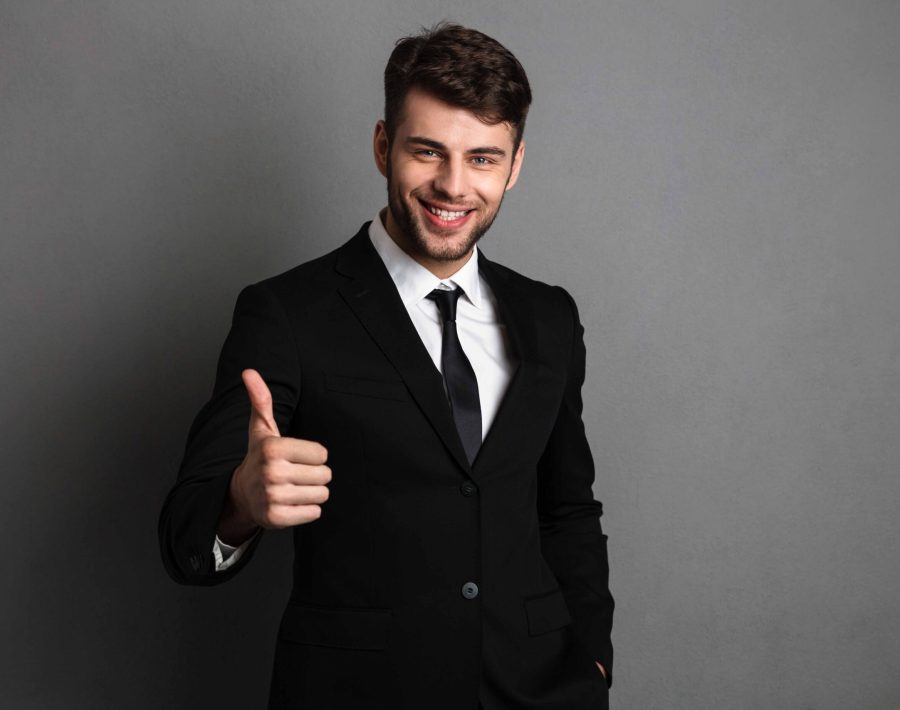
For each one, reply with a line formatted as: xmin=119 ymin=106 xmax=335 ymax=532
xmin=278 ymin=602 xmax=392 ymax=650
xmin=523 ymin=587 xmax=573 ymax=636
xmin=324 ymin=372 xmax=409 ymax=401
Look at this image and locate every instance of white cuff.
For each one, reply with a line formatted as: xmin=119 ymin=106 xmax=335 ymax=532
xmin=212 ymin=533 xmax=256 ymax=572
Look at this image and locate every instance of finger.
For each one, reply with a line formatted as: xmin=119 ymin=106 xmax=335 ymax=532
xmin=262 ymin=460 xmax=331 ymax=486
xmin=272 ymin=438 xmax=328 ymax=466
xmin=265 ymin=503 xmax=323 ymax=529
xmin=256 ymin=437 xmax=328 ymax=466
xmin=242 ymin=368 xmax=280 ymax=438
xmin=267 ymin=483 xmax=330 ymax=507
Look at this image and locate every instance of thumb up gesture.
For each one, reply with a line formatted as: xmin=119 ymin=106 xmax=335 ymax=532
xmin=217 ymin=369 xmax=331 ymax=544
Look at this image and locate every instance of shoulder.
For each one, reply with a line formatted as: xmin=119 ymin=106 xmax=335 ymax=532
xmin=480 ymin=255 xmax=582 ymax=327
xmin=234 ymin=227 xmax=364 ymax=312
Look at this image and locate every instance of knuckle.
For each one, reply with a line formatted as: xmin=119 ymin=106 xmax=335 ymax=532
xmin=260 ymin=463 xmax=278 ymax=485
xmin=260 ymin=437 xmax=279 ymax=460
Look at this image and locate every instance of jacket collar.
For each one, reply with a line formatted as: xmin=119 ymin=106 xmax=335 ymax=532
xmin=367 ymin=210 xmax=485 ymax=310
xmin=335 ymin=222 xmax=539 ymax=477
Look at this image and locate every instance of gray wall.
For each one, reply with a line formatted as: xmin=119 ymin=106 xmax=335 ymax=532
xmin=3 ymin=1 xmax=898 ymax=708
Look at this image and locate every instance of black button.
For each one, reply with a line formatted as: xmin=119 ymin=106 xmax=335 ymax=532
xmin=189 ymin=554 xmax=201 ymax=572
xmin=461 ymin=582 xmax=479 ymax=599
xmin=460 ymin=481 xmax=477 ymax=497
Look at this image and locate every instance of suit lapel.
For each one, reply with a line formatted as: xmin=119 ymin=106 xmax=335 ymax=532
xmin=472 ymin=252 xmax=541 ymax=476
xmin=335 ymin=225 xmax=472 ymax=473
xmin=334 ymin=224 xmax=544 ymax=479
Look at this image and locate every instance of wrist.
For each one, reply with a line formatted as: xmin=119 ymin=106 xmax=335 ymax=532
xmin=216 ymin=468 xmax=259 ymax=545
xmin=217 ymin=505 xmax=258 ymax=546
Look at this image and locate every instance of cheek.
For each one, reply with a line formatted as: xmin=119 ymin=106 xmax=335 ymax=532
xmin=476 ymin=178 xmax=508 ymax=207
xmin=392 ymin=161 xmax=433 ymax=191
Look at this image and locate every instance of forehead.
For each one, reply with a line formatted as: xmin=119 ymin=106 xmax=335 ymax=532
xmin=394 ymin=87 xmax=516 ymax=151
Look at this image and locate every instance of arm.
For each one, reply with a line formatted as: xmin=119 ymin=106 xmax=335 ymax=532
xmin=158 ymin=282 xmax=302 ymax=585
xmin=536 ymin=286 xmax=615 ymax=687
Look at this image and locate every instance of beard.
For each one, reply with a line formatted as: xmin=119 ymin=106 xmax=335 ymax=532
xmin=385 ymin=160 xmax=506 ymax=263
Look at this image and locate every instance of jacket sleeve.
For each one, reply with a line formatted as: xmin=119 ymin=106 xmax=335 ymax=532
xmin=158 ymin=281 xmax=302 ymax=585
xmin=536 ymin=286 xmax=615 ymax=686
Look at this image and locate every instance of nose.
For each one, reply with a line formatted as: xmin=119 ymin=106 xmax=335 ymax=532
xmin=432 ymin=155 xmax=468 ymax=201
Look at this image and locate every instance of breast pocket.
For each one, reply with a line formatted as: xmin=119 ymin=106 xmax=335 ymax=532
xmin=324 ymin=373 xmax=410 ymax=402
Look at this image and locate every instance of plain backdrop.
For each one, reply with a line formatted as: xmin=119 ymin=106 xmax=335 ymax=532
xmin=2 ymin=1 xmax=898 ymax=708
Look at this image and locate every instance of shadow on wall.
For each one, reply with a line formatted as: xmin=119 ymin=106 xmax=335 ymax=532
xmin=12 ymin=90 xmax=321 ymax=708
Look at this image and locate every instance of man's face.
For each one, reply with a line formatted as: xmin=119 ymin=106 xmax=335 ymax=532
xmin=373 ymin=87 xmax=525 ymax=277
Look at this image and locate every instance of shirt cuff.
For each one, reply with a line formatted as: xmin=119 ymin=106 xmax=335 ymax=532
xmin=212 ymin=532 xmax=257 ymax=572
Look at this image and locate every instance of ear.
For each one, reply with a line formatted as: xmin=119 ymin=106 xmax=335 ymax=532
xmin=505 ymin=139 xmax=526 ymax=191
xmin=373 ymin=120 xmax=389 ymax=178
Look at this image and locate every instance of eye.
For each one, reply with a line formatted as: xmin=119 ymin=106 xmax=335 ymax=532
xmin=472 ymin=156 xmax=495 ymax=166
xmin=416 ymin=149 xmax=439 ymax=159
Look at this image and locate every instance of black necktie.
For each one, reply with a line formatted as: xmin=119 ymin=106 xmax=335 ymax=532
xmin=426 ymin=287 xmax=482 ymax=465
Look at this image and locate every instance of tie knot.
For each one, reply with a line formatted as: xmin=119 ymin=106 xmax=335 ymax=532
xmin=426 ymin=287 xmax=463 ymax=323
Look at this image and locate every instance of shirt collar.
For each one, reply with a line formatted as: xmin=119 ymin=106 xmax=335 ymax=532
xmin=368 ymin=208 xmax=484 ymax=310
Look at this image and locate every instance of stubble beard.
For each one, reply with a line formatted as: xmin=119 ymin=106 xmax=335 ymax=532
xmin=385 ymin=160 xmax=505 ymax=264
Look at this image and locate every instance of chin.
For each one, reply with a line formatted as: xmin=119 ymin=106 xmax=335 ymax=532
xmin=413 ymin=224 xmax=480 ymax=262
xmin=387 ymin=187 xmax=500 ymax=266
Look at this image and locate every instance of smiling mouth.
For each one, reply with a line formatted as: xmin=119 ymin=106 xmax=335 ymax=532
xmin=417 ymin=198 xmax=474 ymax=226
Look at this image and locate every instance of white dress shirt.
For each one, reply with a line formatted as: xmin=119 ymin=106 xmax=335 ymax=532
xmin=213 ymin=209 xmax=515 ymax=570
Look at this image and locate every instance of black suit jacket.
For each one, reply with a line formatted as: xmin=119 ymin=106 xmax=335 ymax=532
xmin=159 ymin=223 xmax=614 ymax=709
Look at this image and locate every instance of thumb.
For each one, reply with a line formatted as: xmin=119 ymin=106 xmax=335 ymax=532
xmin=242 ymin=368 xmax=280 ymax=438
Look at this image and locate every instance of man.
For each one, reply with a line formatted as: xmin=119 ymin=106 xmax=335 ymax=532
xmin=159 ymin=23 xmax=614 ymax=709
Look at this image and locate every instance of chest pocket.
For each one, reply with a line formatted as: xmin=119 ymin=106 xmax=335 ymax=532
xmin=324 ymin=373 xmax=410 ymax=402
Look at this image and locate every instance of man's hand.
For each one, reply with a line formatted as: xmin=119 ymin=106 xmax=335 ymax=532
xmin=216 ymin=369 xmax=331 ymax=545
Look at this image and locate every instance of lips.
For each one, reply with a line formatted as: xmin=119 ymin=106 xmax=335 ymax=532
xmin=417 ymin=198 xmax=474 ymax=228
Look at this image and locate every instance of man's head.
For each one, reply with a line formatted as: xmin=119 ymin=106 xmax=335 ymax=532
xmin=383 ymin=22 xmax=532 ymax=157
xmin=373 ymin=23 xmax=532 ymax=277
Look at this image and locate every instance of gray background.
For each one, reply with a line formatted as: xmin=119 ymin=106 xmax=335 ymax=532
xmin=2 ymin=1 xmax=898 ymax=708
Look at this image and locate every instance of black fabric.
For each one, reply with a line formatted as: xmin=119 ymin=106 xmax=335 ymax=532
xmin=426 ymin=287 xmax=482 ymax=464
xmin=158 ymin=223 xmax=615 ymax=708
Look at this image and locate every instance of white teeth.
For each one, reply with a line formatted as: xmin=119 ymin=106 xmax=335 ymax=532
xmin=427 ymin=205 xmax=468 ymax=220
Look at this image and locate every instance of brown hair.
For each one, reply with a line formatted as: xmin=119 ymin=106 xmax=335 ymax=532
xmin=384 ymin=22 xmax=532 ymax=152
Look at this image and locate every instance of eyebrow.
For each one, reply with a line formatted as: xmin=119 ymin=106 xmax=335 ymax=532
xmin=405 ymin=136 xmax=507 ymax=158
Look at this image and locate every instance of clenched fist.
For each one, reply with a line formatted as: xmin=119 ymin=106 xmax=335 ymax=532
xmin=216 ymin=369 xmax=331 ymax=545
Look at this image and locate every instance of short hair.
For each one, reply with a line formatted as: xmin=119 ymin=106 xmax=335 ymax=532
xmin=384 ymin=22 xmax=532 ymax=152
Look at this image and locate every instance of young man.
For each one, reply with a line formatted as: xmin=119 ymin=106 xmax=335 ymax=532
xmin=159 ymin=23 xmax=614 ymax=710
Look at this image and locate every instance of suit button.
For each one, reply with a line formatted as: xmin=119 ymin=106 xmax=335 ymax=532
xmin=460 ymin=481 xmax=477 ymax=497
xmin=189 ymin=553 xmax=201 ymax=572
xmin=461 ymin=582 xmax=479 ymax=599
